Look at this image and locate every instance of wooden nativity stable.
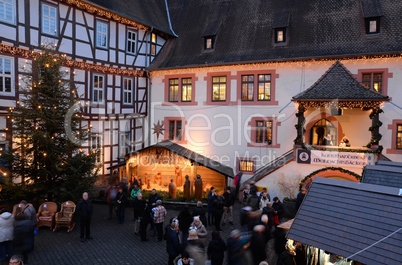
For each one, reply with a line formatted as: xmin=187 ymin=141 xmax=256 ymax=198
xmin=110 ymin=140 xmax=234 ymax=193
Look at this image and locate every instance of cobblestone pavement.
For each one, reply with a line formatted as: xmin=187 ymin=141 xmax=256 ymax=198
xmin=1 ymin=202 xmax=279 ymax=265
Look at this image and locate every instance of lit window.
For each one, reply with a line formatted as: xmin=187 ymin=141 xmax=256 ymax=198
xmin=182 ymin=78 xmax=192 ymax=102
xmin=204 ymin=36 xmax=215 ymax=50
xmin=212 ymin=76 xmax=226 ymax=101
xmin=92 ymin=74 xmax=104 ymax=103
xmin=150 ymin=33 xmax=156 ymax=55
xmin=365 ymin=17 xmax=380 ymax=34
xmin=96 ymin=20 xmax=108 ymax=48
xmin=119 ymin=133 xmax=130 ymax=157
xmin=0 ymin=0 xmax=15 ymax=24
xmin=275 ymin=28 xmax=286 ymax=43
xmin=123 ymin=77 xmax=133 ymax=105
xmin=90 ymin=133 xmax=103 ymax=165
xmin=127 ymin=30 xmax=137 ymax=54
xmin=169 ymin=120 xmax=182 ymax=141
xmin=258 ymin=74 xmax=271 ymax=100
xmin=362 ymin=73 xmax=382 ymax=93
xmin=241 ymin=75 xmax=254 ymax=101
xmin=397 ymin=124 xmax=402 ymax=150
xmin=41 ymin=3 xmax=58 ymax=36
xmin=169 ymin=78 xmax=179 ymax=102
xmin=0 ymin=56 xmax=12 ymax=93
xmin=256 ymin=121 xmax=272 ymax=144
xmin=239 ymin=160 xmax=254 ymax=172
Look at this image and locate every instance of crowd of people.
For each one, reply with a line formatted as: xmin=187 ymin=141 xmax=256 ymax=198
xmin=104 ymin=178 xmax=305 ymax=265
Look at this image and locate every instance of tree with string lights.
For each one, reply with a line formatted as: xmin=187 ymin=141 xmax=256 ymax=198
xmin=3 ymin=47 xmax=97 ymax=203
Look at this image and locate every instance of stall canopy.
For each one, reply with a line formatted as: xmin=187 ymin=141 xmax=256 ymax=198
xmin=361 ymin=162 xmax=402 ymax=188
xmin=133 ymin=140 xmax=234 ymax=178
xmin=286 ymin=177 xmax=402 ymax=265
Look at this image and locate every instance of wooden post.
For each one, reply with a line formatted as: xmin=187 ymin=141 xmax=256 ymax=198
xmin=295 ymin=104 xmax=306 ymax=145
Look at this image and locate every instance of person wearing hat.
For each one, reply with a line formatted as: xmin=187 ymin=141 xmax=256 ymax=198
xmin=189 ymin=216 xmax=207 ymax=244
xmin=272 ymin=197 xmax=284 ymax=225
xmin=166 ymin=218 xmax=181 ymax=265
xmin=153 ymin=200 xmax=167 ymax=242
xmin=227 ymin=229 xmax=245 ymax=265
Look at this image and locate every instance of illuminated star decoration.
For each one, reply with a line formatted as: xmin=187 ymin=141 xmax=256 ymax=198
xmin=152 ymin=121 xmax=165 ymax=142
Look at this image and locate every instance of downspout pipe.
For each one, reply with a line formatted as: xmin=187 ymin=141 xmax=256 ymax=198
xmin=164 ymin=0 xmax=178 ymax=37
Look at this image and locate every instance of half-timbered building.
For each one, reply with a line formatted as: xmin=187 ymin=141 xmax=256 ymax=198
xmin=0 ymin=0 xmax=176 ymax=184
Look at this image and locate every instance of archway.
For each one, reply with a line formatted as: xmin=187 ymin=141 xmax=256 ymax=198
xmin=300 ymin=167 xmax=360 ymax=190
xmin=304 ymin=113 xmax=345 ymax=146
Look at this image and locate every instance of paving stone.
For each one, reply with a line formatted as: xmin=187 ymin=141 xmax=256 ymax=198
xmin=1 ymin=202 xmax=280 ymax=265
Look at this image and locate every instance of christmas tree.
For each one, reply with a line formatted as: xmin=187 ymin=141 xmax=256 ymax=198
xmin=4 ymin=47 xmax=97 ymax=202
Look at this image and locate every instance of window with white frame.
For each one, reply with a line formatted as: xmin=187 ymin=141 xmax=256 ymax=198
xmin=119 ymin=132 xmax=130 ymax=157
xmin=150 ymin=33 xmax=156 ymax=55
xmin=0 ymin=56 xmax=12 ymax=93
xmin=123 ymin=77 xmax=133 ymax=105
xmin=127 ymin=29 xmax=137 ymax=54
xmin=0 ymin=0 xmax=15 ymax=24
xmin=41 ymin=3 xmax=58 ymax=36
xmin=92 ymin=74 xmax=104 ymax=103
xmin=96 ymin=20 xmax=108 ymax=48
xmin=90 ymin=133 xmax=103 ymax=165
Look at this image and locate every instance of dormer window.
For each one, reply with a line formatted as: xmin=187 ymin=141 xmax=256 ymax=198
xmin=360 ymin=0 xmax=383 ymax=35
xmin=365 ymin=17 xmax=380 ymax=34
xmin=275 ymin=28 xmax=286 ymax=43
xmin=204 ymin=36 xmax=215 ymax=50
xmin=272 ymin=11 xmax=290 ymax=45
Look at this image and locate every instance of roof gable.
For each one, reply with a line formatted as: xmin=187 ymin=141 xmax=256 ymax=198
xmin=287 ymin=177 xmax=402 ymax=265
xmin=134 ymin=140 xmax=234 ymax=178
xmin=292 ymin=61 xmax=389 ymax=101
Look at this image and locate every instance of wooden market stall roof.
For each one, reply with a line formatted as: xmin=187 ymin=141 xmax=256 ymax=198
xmin=286 ymin=177 xmax=402 ymax=265
xmin=361 ymin=162 xmax=402 ymax=188
xmin=292 ymin=61 xmax=389 ymax=108
xmin=131 ymin=140 xmax=234 ymax=178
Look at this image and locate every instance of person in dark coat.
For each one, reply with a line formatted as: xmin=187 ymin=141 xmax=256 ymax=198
xmin=148 ymin=189 xmax=162 ymax=236
xmin=272 ymin=197 xmax=284 ymax=224
xmin=212 ymin=195 xmax=224 ymax=231
xmin=13 ymin=218 xmax=34 ymax=264
xmin=178 ymin=204 xmax=193 ymax=247
xmin=192 ymin=201 xmax=207 ymax=228
xmin=207 ymin=231 xmax=227 ymax=265
xmin=116 ymin=187 xmax=127 ymax=224
xmin=222 ymin=187 xmax=235 ymax=225
xmin=295 ymin=188 xmax=306 ymax=211
xmin=166 ymin=218 xmax=181 ymax=265
xmin=227 ymin=229 xmax=244 ymax=265
xmin=262 ymin=202 xmax=275 ymax=233
xmin=77 ymin=192 xmax=93 ymax=242
xmin=139 ymin=203 xmax=151 ymax=242
xmin=250 ymin=225 xmax=267 ymax=265
xmin=133 ymin=193 xmax=146 ymax=235
xmin=246 ymin=186 xmax=260 ymax=211
xmin=207 ymin=187 xmax=216 ymax=226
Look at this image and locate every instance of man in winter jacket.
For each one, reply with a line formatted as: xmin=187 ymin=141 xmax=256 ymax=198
xmin=222 ymin=187 xmax=234 ymax=225
xmin=77 ymin=192 xmax=93 ymax=242
xmin=166 ymin=218 xmax=181 ymax=265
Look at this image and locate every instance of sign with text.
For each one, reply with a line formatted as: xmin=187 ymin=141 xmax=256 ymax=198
xmin=296 ymin=149 xmax=375 ymax=168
